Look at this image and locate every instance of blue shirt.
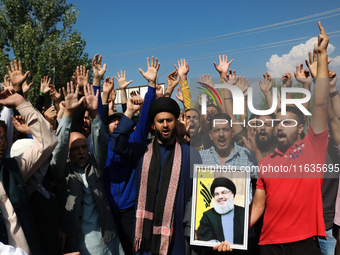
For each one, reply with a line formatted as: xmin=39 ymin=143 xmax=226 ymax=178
xmin=222 ymin=209 xmax=234 ymax=243
xmin=104 ymin=86 xmax=156 ymax=210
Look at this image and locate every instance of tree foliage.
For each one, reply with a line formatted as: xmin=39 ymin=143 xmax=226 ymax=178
xmin=0 ymin=0 xmax=89 ymax=102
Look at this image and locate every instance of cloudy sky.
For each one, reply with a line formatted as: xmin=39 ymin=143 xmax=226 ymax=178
xmin=71 ymin=0 xmax=340 ymax=89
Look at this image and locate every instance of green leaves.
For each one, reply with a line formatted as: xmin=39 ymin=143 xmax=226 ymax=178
xmin=0 ymin=0 xmax=89 ymax=103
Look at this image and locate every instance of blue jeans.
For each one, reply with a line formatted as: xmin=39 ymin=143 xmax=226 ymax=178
xmin=318 ymin=228 xmax=336 ymax=255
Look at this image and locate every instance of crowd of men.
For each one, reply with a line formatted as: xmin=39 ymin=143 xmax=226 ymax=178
xmin=0 ymin=22 xmax=339 ymax=255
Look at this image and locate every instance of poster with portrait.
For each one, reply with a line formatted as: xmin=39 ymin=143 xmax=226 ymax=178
xmin=190 ymin=165 xmax=250 ymax=250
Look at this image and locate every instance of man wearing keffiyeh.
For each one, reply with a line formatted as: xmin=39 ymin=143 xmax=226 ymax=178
xmin=111 ymin=96 xmax=202 ymax=255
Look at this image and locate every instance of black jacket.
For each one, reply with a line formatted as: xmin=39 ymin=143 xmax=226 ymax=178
xmin=197 ymin=205 xmax=245 ymax=245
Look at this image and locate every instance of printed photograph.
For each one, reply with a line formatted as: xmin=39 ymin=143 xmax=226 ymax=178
xmin=191 ymin=165 xmax=250 ymax=250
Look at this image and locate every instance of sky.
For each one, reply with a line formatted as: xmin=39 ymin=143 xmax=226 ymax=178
xmin=69 ymin=0 xmax=340 ymax=104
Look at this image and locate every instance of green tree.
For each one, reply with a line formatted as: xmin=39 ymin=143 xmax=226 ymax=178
xmin=0 ymin=0 xmax=89 ymax=102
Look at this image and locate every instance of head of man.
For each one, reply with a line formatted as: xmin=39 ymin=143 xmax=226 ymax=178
xmin=106 ymin=112 xmax=123 ymax=137
xmin=0 ymin=121 xmax=8 ymax=159
xmin=275 ymin=106 xmax=305 ymax=153
xmin=211 ymin=177 xmax=236 ymax=215
xmin=184 ymin=109 xmax=200 ymax=138
xmin=83 ymin=111 xmax=91 ymax=138
xmin=255 ymin=113 xmax=276 ymax=152
xmin=69 ymin=132 xmax=89 ymax=167
xmin=149 ymin=97 xmax=180 ymax=145
xmin=209 ymin=113 xmax=234 ymax=156
xmin=204 ymin=104 xmax=220 ymax=127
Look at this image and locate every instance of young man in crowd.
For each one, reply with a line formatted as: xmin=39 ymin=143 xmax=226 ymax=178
xmin=250 ymin=22 xmax=330 ymax=254
xmin=200 ymin=113 xmax=257 ymax=176
xmin=112 ymin=95 xmax=202 ymax=255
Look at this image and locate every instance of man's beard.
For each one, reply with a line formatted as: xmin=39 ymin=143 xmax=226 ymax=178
xmin=155 ymin=127 xmax=176 ymax=144
xmin=256 ymin=132 xmax=274 ymax=151
xmin=214 ymin=196 xmax=234 ymax=215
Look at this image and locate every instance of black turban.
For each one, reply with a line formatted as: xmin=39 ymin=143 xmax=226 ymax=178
xmin=210 ymin=177 xmax=236 ymax=196
xmin=148 ymin=97 xmax=180 ymax=122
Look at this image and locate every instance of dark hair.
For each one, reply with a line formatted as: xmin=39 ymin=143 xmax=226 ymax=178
xmin=209 ymin=113 xmax=232 ymax=131
xmin=105 ymin=112 xmax=123 ymax=126
xmin=185 ymin=108 xmax=200 ymax=120
xmin=207 ymin=104 xmax=221 ymax=113
xmin=248 ymin=113 xmax=258 ymax=121
xmin=249 ymin=113 xmax=276 ymax=120
xmin=0 ymin=120 xmax=7 ymax=132
xmin=277 ymin=106 xmax=304 ymax=125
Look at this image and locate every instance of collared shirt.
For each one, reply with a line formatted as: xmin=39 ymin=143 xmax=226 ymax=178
xmin=257 ymin=126 xmax=328 ymax=245
xmin=199 ymin=143 xmax=257 ymax=202
xmin=199 ymin=143 xmax=257 ymax=174
xmin=221 ymin=209 xmax=234 ymax=243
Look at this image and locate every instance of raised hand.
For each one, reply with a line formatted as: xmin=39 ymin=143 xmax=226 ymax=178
xmin=43 ymin=106 xmax=58 ymax=130
xmin=110 ymin=89 xmax=117 ymax=102
xmin=167 ymin=71 xmax=179 ymax=89
xmin=156 ymin=84 xmax=164 ymax=98
xmin=164 ymin=71 xmax=180 ymax=97
xmin=76 ymin=65 xmax=89 ymax=89
xmin=22 ymin=81 xmax=33 ymax=98
xmin=72 ymin=71 xmax=77 ymax=85
xmin=83 ymin=84 xmax=99 ymax=118
xmin=281 ymin=73 xmax=293 ymax=88
xmin=198 ymin=94 xmax=202 ymax=106
xmin=305 ymin=49 xmax=331 ymax=79
xmin=125 ymin=93 xmax=144 ymax=118
xmin=174 ymin=59 xmax=189 ymax=81
xmin=259 ymin=72 xmax=273 ymax=94
xmin=40 ymin=76 xmax=51 ymax=94
xmin=49 ymin=85 xmax=62 ymax=104
xmin=6 ymin=60 xmax=30 ymax=92
xmin=108 ymin=94 xmax=116 ymax=116
xmin=11 ymin=115 xmax=30 ymax=134
xmin=175 ymin=88 xmax=183 ymax=102
xmin=213 ymin=55 xmax=233 ymax=78
xmin=138 ymin=56 xmax=160 ymax=85
xmin=314 ymin=21 xmax=329 ymax=55
xmin=57 ymin=101 xmax=65 ymax=120
xmin=62 ymin=81 xmax=84 ymax=114
xmin=305 ymin=51 xmax=318 ymax=79
xmin=329 ymin=70 xmax=337 ymax=88
xmin=242 ymin=126 xmax=259 ymax=154
xmin=224 ymin=70 xmax=240 ymax=85
xmin=114 ymin=70 xmax=133 ymax=89
xmin=92 ymin=53 xmax=106 ymax=85
xmin=3 ymin=74 xmax=11 ymax=89
xmin=235 ymin=77 xmax=249 ymax=95
xmin=199 ymin=74 xmax=214 ymax=87
xmin=102 ymin=77 xmax=114 ymax=103
xmin=294 ymin=64 xmax=311 ymax=86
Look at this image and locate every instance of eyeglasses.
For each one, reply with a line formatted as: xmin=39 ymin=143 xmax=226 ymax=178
xmin=213 ymin=189 xmax=231 ymax=197
xmin=0 ymin=135 xmax=7 ymax=142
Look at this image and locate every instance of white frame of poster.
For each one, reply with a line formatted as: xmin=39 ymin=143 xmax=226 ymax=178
xmin=190 ymin=164 xmax=250 ymax=250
